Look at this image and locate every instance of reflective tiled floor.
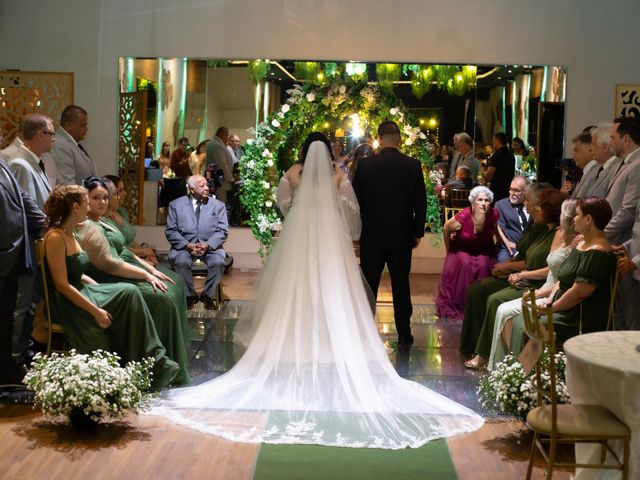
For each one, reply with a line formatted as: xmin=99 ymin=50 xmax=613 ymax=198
xmin=187 ymin=300 xmax=493 ymax=415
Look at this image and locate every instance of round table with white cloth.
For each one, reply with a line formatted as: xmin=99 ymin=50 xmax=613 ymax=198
xmin=564 ymin=331 xmax=640 ymax=480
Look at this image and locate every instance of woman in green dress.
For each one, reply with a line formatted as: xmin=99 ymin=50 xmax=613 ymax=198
xmin=77 ymin=177 xmax=191 ymax=385
xmin=461 ymin=187 xmax=566 ymax=367
xmin=43 ymin=185 xmax=179 ymax=390
xmin=509 ymin=197 xmax=616 ymax=354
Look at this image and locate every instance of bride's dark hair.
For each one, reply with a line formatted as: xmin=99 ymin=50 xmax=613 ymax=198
xmin=300 ymin=132 xmax=333 ymax=164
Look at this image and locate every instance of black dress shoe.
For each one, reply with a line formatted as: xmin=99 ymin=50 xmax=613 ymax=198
xmin=398 ymin=334 xmax=414 ymax=350
xmin=187 ymin=295 xmax=200 ymax=309
xmin=224 ymin=254 xmax=234 ymax=273
xmin=201 ymin=294 xmax=216 ymax=310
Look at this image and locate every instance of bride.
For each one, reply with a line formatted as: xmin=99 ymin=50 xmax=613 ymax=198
xmin=152 ymin=133 xmax=483 ymax=448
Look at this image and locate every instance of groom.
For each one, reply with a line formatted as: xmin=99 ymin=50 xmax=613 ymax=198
xmin=353 ymin=121 xmax=427 ymax=349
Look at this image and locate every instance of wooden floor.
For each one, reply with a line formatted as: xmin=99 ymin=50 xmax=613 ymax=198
xmin=0 ymin=271 xmax=573 ymax=479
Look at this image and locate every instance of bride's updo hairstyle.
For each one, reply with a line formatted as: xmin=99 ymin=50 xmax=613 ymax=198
xmin=44 ymin=184 xmax=87 ymax=229
xmin=299 ymin=132 xmax=333 ymax=164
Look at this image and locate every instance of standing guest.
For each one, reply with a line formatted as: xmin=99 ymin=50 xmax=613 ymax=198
xmin=228 ymin=134 xmax=244 ymax=162
xmin=585 ymin=123 xmax=623 ymax=199
xmin=435 ymin=186 xmax=499 ymax=320
xmin=206 ymin=127 xmax=234 ymax=204
xmin=606 ymin=117 xmax=640 ymax=329
xmin=43 ymin=185 xmax=180 ymax=390
xmin=511 ymin=137 xmax=527 ymax=172
xmin=353 ymin=121 xmax=427 ymax=350
xmin=494 ymin=176 xmax=531 ymax=262
xmin=189 ymin=140 xmax=208 ymax=177
xmin=170 ymin=137 xmax=191 ymax=178
xmin=2 ymin=136 xmax=57 ymax=188
xmin=0 ymin=153 xmax=46 ymax=384
xmin=447 ymin=134 xmax=462 ymax=180
xmin=564 ymin=131 xmax=596 ymax=197
xmin=483 ymin=132 xmax=515 ymax=202
xmin=331 ymin=138 xmax=349 ymax=173
xmin=348 ymin=142 xmax=374 ymax=181
xmin=166 ymin=175 xmax=228 ymax=310
xmin=50 ymin=105 xmax=96 ymax=186
xmin=454 ymin=133 xmax=481 ymax=183
xmin=158 ymin=141 xmax=172 ymax=175
xmin=226 ymin=134 xmax=243 ymax=226
xmin=615 ymin=195 xmax=640 ymax=330
xmin=6 ymin=114 xmax=54 ymax=365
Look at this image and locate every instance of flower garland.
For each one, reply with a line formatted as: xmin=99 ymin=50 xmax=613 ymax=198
xmin=239 ymin=80 xmax=440 ymax=255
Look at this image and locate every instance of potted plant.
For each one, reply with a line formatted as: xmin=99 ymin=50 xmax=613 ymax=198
xmin=24 ymin=349 xmax=155 ymax=429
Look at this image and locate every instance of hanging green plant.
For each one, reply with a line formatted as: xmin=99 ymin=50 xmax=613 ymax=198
xmin=375 ymin=63 xmax=401 ymax=90
xmin=447 ymin=70 xmax=468 ymax=96
xmin=294 ymin=62 xmax=321 ymax=81
xmin=411 ymin=66 xmax=435 ymax=100
xmin=324 ymin=62 xmax=339 ymax=78
xmin=238 ymin=78 xmax=440 ymax=256
xmin=247 ymin=60 xmax=269 ymax=85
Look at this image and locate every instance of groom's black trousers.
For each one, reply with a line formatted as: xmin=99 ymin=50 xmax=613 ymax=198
xmin=359 ymin=247 xmax=413 ymax=339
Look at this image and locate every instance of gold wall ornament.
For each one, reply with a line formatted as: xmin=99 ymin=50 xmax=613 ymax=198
xmin=119 ymin=91 xmax=147 ymax=224
xmin=0 ymin=71 xmax=73 ymax=148
xmin=161 ymin=68 xmax=173 ymax=110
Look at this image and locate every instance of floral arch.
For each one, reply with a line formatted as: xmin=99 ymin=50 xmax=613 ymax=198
xmin=238 ymin=80 xmax=440 ymax=255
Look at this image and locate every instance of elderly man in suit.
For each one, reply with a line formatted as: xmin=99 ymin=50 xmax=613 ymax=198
xmin=165 ymin=175 xmax=228 ymax=309
xmin=575 ymin=123 xmax=623 ymax=199
xmin=606 ymin=117 xmax=640 ymax=330
xmin=0 ymin=150 xmax=46 ymax=384
xmin=206 ymin=127 xmax=234 ymax=204
xmin=353 ymin=121 xmax=427 ymax=350
xmin=494 ymin=176 xmax=531 ymax=262
xmin=50 ymin=105 xmax=96 ymax=185
xmin=6 ymin=114 xmax=55 ymax=365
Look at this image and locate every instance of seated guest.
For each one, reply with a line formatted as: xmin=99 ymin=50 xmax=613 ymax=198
xmin=484 ymin=199 xmax=582 ymax=369
xmin=461 ymin=186 xmax=564 ymax=363
xmin=103 ymin=175 xmax=158 ymax=265
xmin=165 ymin=175 xmax=228 ymax=309
xmin=446 ymin=165 xmax=473 ymax=189
xmin=436 ymin=186 xmax=498 ymax=320
xmin=509 ymin=197 xmax=616 ymax=354
xmin=43 ymin=185 xmax=179 ymax=389
xmin=494 ymin=176 xmax=532 ymax=262
xmin=78 ymin=177 xmax=191 ymax=384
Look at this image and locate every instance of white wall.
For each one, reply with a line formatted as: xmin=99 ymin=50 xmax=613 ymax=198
xmin=1 ymin=0 xmax=639 ymax=175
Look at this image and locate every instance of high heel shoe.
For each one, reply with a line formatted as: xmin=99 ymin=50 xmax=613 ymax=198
xmin=464 ymin=356 xmax=487 ymax=370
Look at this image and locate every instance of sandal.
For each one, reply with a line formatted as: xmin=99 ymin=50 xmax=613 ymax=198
xmin=464 ymin=356 xmax=486 ymax=370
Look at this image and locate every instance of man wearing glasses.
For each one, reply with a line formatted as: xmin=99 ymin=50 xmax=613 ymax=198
xmin=51 ymin=105 xmax=96 ymax=186
xmin=5 ymin=114 xmax=54 ymax=367
xmin=494 ymin=176 xmax=531 ymax=263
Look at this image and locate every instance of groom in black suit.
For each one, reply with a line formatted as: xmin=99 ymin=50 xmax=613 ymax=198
xmin=353 ymin=121 xmax=427 ymax=349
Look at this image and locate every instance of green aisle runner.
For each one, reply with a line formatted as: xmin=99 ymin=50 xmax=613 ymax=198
xmin=253 ymin=440 xmax=457 ymax=480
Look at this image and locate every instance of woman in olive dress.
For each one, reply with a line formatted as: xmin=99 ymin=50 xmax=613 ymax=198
xmin=43 ymin=185 xmax=179 ymax=390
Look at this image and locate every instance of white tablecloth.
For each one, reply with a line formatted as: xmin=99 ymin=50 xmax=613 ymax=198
xmin=564 ymin=331 xmax=640 ymax=480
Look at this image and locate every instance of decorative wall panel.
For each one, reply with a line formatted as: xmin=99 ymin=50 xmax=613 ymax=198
xmin=119 ymin=91 xmax=147 ymax=224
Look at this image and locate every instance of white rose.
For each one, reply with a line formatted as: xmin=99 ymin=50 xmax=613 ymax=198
xmin=389 ymin=107 xmax=398 ymax=115
xmin=339 ymin=85 xmax=346 ymax=94
xmin=246 ymin=138 xmax=254 ymax=145
xmin=405 ymin=138 xmax=413 ymax=146
xmin=306 ymin=92 xmax=316 ymax=102
xmin=262 ymin=149 xmax=271 ymax=157
xmin=277 ymin=112 xmax=284 ymax=119
xmin=267 ymin=159 xmax=274 ymax=167
xmin=265 ymin=200 xmax=273 ymax=207
xmin=246 ymin=160 xmax=255 ymax=169
xmin=271 ymin=119 xmax=280 ymax=128
xmin=262 ymin=181 xmax=270 ymax=189
xmin=419 ymin=132 xmax=427 ymax=140
xmin=281 ymin=104 xmax=290 ymax=113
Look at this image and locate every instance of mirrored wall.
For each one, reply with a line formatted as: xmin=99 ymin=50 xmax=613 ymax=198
xmin=117 ymin=58 xmax=566 ymax=225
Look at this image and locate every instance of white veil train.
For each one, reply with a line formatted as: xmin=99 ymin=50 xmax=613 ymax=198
xmin=152 ymin=141 xmax=484 ymax=448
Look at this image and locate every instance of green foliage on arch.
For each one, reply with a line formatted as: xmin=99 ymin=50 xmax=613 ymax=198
xmin=238 ymin=79 xmax=440 ymax=256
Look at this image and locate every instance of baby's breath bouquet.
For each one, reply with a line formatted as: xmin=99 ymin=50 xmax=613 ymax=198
xmin=24 ymin=350 xmax=154 ymax=428
xmin=477 ymin=349 xmax=570 ymax=420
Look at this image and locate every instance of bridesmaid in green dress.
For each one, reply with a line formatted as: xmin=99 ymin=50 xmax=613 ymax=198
xmin=509 ymin=197 xmax=616 ymax=354
xmin=43 ymin=185 xmax=179 ymax=390
xmin=77 ymin=177 xmax=191 ymax=385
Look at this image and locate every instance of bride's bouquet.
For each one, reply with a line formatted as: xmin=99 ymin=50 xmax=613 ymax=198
xmin=24 ymin=350 xmax=154 ymax=428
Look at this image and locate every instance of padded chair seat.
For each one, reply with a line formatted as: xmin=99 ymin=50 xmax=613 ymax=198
xmin=527 ymin=404 xmax=630 ymax=437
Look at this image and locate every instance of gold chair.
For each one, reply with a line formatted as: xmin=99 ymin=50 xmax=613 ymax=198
xmin=522 ymin=290 xmax=630 ymax=480
xmin=443 ymin=206 xmax=464 ymax=221
xmin=35 ymin=239 xmax=67 ymax=354
xmin=449 ymin=188 xmax=471 ymax=208
xmin=606 ymin=262 xmax=620 ymax=331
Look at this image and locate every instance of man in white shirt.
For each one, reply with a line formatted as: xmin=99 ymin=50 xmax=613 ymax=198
xmin=50 ymin=105 xmax=96 ymax=185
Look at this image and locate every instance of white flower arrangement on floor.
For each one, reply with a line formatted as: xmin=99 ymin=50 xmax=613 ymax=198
xmin=24 ymin=350 xmax=154 ymax=426
xmin=477 ymin=349 xmax=570 ymax=421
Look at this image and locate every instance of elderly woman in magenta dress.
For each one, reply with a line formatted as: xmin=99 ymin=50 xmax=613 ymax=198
xmin=435 ymin=186 xmax=499 ymax=320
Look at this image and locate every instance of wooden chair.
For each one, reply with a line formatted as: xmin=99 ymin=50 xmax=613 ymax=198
xmin=449 ymin=188 xmax=471 ymax=208
xmin=35 ymin=239 xmax=67 ymax=354
xmin=522 ymin=290 xmax=630 ymax=480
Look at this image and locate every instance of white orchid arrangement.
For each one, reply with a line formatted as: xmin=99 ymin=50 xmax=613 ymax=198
xmin=477 ymin=349 xmax=569 ymax=420
xmin=24 ymin=350 xmax=154 ymax=424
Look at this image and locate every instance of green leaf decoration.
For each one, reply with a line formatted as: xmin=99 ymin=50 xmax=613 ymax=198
xmin=375 ymin=63 xmax=401 ymax=90
xmin=247 ymin=60 xmax=269 ymax=85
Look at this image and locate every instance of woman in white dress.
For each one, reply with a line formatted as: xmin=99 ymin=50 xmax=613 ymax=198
xmin=153 ymin=133 xmax=483 ymax=449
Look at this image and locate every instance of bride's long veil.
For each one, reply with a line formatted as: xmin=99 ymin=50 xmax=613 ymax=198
xmin=153 ymin=141 xmax=483 ymax=448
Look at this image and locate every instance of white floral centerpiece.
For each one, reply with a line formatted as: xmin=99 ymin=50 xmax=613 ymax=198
xmin=477 ymin=349 xmax=570 ymax=421
xmin=24 ymin=350 xmax=154 ymax=429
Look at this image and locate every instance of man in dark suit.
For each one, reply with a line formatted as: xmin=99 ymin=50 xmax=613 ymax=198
xmin=165 ymin=175 xmax=228 ymax=309
xmin=353 ymin=121 xmax=427 ymax=349
xmin=0 ymin=153 xmax=46 ymax=385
